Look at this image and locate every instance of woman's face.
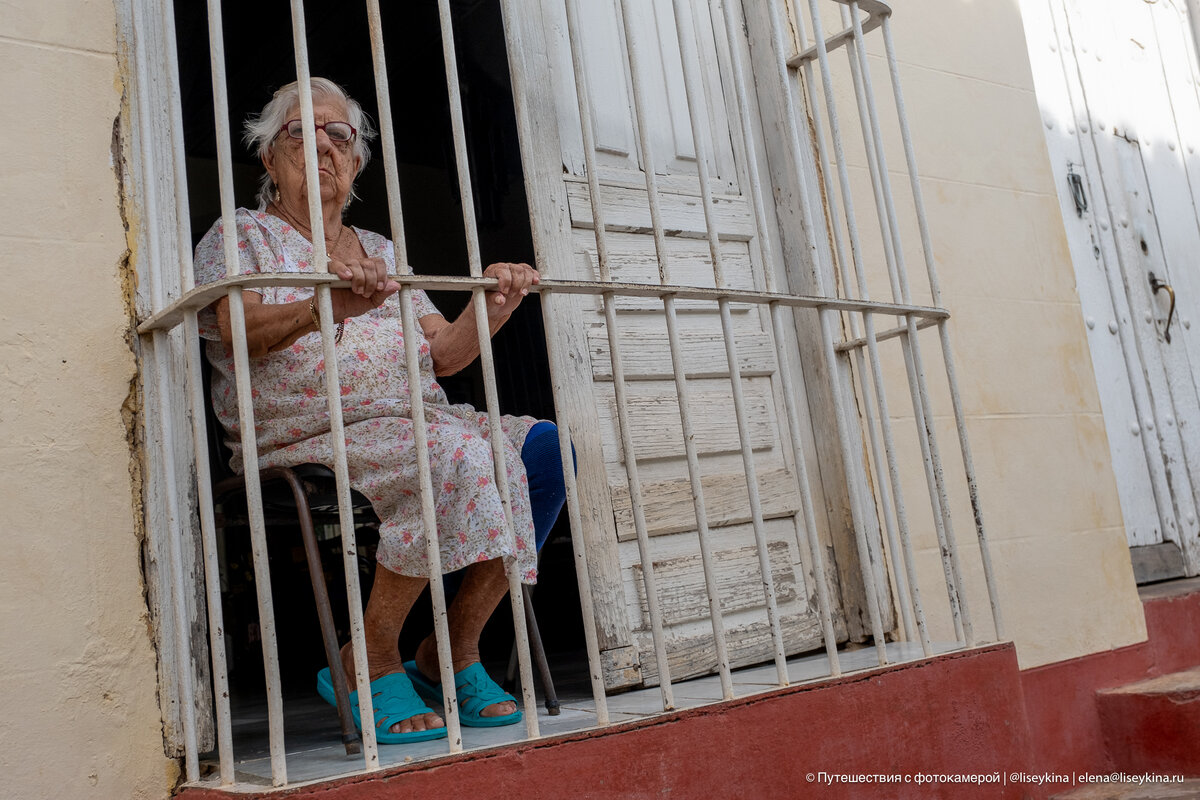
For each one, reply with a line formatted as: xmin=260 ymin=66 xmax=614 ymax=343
xmin=263 ymin=98 xmax=361 ymax=214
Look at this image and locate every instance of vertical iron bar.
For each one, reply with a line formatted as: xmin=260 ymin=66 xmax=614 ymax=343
xmin=764 ymin=0 xmax=887 ymax=665
xmin=365 ymin=0 xmax=464 ymax=751
xmin=539 ymin=296 xmax=613 ymax=724
xmin=559 ymin=0 xmax=694 ymax=707
xmin=804 ymin=0 xmax=909 ymax=662
xmin=435 ymin=0 xmax=539 ymax=736
xmin=162 ymin=0 xmax=235 ymax=777
xmin=719 ymin=0 xmax=841 ymax=674
xmin=881 ymin=14 xmax=1002 ymax=639
xmin=288 ymin=0 xmax=382 ymax=765
xmin=670 ymin=0 xmax=788 ymax=685
xmin=498 ymin=0 xmax=611 ymax=721
xmin=836 ymin=3 xmax=930 ymax=651
xmin=840 ymin=3 xmax=970 ymax=645
xmin=205 ymin=0 xmax=288 ymax=782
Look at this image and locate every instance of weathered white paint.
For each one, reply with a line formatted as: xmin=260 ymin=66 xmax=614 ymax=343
xmin=523 ymin=0 xmax=862 ymax=689
xmin=1021 ymin=0 xmax=1200 ymax=575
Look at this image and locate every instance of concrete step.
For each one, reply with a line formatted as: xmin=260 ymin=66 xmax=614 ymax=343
xmin=1051 ymin=779 xmax=1200 ymax=799
xmin=1096 ymin=666 xmax=1200 ymax=777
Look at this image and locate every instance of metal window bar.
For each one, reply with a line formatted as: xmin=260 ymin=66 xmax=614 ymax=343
xmin=432 ymin=0 xmax=541 ymax=739
xmin=788 ymin=0 xmax=923 ymax=652
xmin=365 ymin=0 xmax=466 ymax=758
xmin=879 ymin=13 xmax=1004 ymax=639
xmin=795 ymin=0 xmax=914 ymax=659
xmin=161 ymin=0 xmax=235 ymax=784
xmin=715 ymin=0 xmax=842 ymax=676
xmin=544 ymin=0 xmax=650 ymax=716
xmin=791 ymin=0 xmax=929 ymax=652
xmin=138 ymin=285 xmax=948 ymax=787
xmin=834 ymin=4 xmax=928 ymax=652
xmin=852 ymin=2 xmax=974 ymax=646
xmin=836 ymin=1 xmax=945 ymax=650
xmin=667 ymin=0 xmax=790 ymax=688
xmin=789 ymin=0 xmax=973 ymax=648
xmin=129 ymin=0 xmax=999 ymax=787
xmin=804 ymin=0 xmax=975 ymax=646
xmin=564 ymin=0 xmax=726 ymax=708
xmin=761 ymin=0 xmax=890 ymax=665
xmin=207 ymin=0 xmax=291 ymax=781
xmin=787 ymin=0 xmax=1004 ymax=643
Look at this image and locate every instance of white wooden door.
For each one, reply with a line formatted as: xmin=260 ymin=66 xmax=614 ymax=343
xmin=1022 ymin=0 xmax=1200 ymax=580
xmin=515 ymin=0 xmax=860 ymax=688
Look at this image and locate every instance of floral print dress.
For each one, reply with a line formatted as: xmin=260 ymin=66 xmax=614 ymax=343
xmin=194 ymin=209 xmax=538 ymax=583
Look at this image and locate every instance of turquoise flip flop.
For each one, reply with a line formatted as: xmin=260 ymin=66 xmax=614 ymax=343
xmin=317 ymin=667 xmax=448 ymax=744
xmin=402 ymin=660 xmax=523 ymax=728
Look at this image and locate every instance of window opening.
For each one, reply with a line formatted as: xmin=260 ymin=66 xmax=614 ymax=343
xmin=170 ymin=0 xmax=585 ymax=757
xmin=124 ymin=0 xmax=1002 ymax=789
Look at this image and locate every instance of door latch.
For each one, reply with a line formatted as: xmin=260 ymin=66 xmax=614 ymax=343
xmin=1067 ymin=164 xmax=1088 ymax=217
xmin=1148 ymin=272 xmax=1176 ymax=343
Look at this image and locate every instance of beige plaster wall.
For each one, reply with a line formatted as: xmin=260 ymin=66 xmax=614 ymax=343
xmin=830 ymin=0 xmax=1147 ymax=667
xmin=0 ymin=1 xmax=173 ymax=797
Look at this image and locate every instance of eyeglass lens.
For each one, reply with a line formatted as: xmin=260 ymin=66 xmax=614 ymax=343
xmin=286 ymin=120 xmax=354 ymax=142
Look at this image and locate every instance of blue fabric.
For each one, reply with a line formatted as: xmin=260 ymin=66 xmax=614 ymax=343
xmin=521 ymin=421 xmax=570 ymax=551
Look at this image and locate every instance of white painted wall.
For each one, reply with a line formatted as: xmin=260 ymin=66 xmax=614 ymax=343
xmin=0 ymin=1 xmax=173 ymax=797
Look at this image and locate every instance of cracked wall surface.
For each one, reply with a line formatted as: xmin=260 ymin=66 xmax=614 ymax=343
xmin=0 ymin=0 xmax=174 ymax=797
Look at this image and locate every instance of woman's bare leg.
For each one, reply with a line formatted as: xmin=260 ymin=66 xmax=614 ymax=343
xmin=340 ymin=567 xmax=444 ymax=733
xmin=413 ymin=557 xmax=518 ymax=717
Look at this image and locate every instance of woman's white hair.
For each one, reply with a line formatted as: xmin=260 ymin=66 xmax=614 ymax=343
xmin=243 ymin=77 xmax=377 ymax=212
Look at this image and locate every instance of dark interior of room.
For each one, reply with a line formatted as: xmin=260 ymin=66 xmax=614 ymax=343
xmin=172 ymin=0 xmax=586 ymax=722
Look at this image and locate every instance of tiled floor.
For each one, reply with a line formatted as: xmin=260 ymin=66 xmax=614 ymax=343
xmin=210 ymin=641 xmax=961 ymax=789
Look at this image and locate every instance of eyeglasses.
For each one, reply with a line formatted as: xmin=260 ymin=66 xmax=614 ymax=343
xmin=278 ymin=119 xmax=357 ymax=144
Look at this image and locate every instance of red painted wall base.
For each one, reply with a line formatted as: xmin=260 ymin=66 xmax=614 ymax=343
xmin=1096 ymin=668 xmax=1200 ymax=776
xmin=1020 ymin=579 xmax=1200 ymax=778
xmin=181 ymin=580 xmax=1200 ymax=800
xmin=184 ymin=645 xmax=1036 ymax=800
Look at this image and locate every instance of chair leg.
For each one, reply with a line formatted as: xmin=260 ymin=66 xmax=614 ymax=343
xmin=274 ymin=469 xmax=361 ymax=755
xmin=523 ymin=589 xmax=560 ymax=716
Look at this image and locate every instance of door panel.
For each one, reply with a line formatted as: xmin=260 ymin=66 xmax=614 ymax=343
xmin=1022 ymin=0 xmax=1200 ymax=577
xmin=534 ymin=0 xmax=856 ymax=686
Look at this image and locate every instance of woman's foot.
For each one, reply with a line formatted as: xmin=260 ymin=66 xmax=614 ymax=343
xmin=412 ymin=636 xmax=518 ymax=719
xmin=339 ymin=641 xmax=444 ymax=734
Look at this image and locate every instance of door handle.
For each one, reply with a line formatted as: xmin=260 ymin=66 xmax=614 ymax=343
xmin=1148 ymin=272 xmax=1176 ymax=344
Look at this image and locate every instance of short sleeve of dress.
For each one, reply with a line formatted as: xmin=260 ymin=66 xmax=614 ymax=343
xmin=193 ymin=209 xmax=277 ymax=340
xmin=411 ymin=289 xmax=440 ymax=319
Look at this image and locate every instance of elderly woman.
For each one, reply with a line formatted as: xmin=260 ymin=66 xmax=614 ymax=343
xmin=194 ymin=78 xmax=566 ymax=743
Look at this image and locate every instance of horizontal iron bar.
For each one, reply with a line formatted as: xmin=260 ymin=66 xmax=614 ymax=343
xmin=835 ymin=314 xmax=941 ymax=351
xmin=788 ymin=0 xmax=891 ymax=66
xmin=137 ymin=273 xmax=948 ymax=334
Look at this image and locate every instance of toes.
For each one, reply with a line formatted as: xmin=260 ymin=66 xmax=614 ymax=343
xmin=481 ymin=700 xmax=517 ymax=718
xmin=390 ymin=712 xmax=444 ymax=733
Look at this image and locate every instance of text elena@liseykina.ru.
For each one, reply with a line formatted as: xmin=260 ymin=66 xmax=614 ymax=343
xmin=804 ymin=771 xmax=1187 ymax=787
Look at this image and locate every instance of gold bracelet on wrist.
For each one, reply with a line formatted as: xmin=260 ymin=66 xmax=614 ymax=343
xmin=308 ymin=297 xmax=345 ymax=344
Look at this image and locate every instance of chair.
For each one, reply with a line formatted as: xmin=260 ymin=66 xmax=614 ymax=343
xmin=202 ymin=365 xmax=560 ymax=756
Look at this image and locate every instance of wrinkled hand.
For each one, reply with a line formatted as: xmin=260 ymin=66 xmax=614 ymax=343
xmin=483 ymin=262 xmax=539 ymax=319
xmin=329 ymin=257 xmax=400 ymax=321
